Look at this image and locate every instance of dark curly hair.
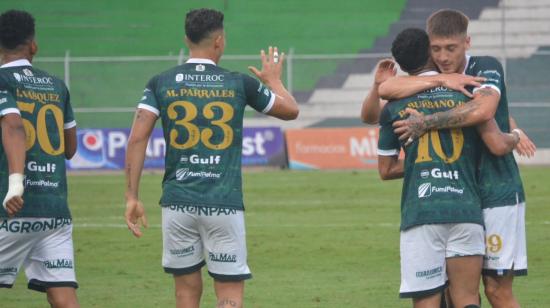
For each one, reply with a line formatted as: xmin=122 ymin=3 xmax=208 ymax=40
xmin=0 ymin=10 xmax=35 ymax=50
xmin=185 ymin=8 xmax=224 ymax=44
xmin=391 ymin=28 xmax=430 ymax=74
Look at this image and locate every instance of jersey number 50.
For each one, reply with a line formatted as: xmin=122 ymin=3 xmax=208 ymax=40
xmin=415 ymin=129 xmax=464 ymax=164
xmin=17 ymin=101 xmax=65 ymax=155
xmin=168 ymin=100 xmax=234 ymax=150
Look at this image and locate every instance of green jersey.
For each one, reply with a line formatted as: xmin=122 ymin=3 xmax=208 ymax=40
xmin=139 ymin=58 xmax=274 ymax=210
xmin=465 ymin=56 xmax=525 ymax=208
xmin=0 ymin=59 xmax=75 ymax=219
xmin=378 ymin=74 xmax=483 ymax=230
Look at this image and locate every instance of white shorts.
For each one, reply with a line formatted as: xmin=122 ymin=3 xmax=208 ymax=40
xmin=0 ymin=218 xmax=77 ymax=292
xmin=399 ymin=223 xmax=485 ymax=298
xmin=162 ymin=206 xmax=251 ymax=281
xmin=483 ymin=202 xmax=527 ymax=276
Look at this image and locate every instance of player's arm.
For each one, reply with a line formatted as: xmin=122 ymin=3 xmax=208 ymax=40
xmin=477 ymin=119 xmax=519 ymax=156
xmin=393 ymin=87 xmax=500 ymax=143
xmin=378 ymin=155 xmax=404 ymax=180
xmin=360 ymin=59 xmax=396 ymax=124
xmin=64 ymin=127 xmax=77 ymax=159
xmin=509 ymin=116 xmax=536 ymax=157
xmin=248 ymin=46 xmax=299 ymax=120
xmin=1 ymin=113 xmax=25 ymax=216
xmin=378 ymin=73 xmax=485 ymax=100
xmin=125 ymin=108 xmax=156 ymax=237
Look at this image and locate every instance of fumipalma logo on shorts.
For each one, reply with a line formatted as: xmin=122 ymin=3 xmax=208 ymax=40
xmin=168 ymin=205 xmax=238 ymax=216
xmin=416 ymin=266 xmax=443 ymax=279
xmin=209 ymin=253 xmax=237 ymax=263
xmin=170 ymin=246 xmax=195 ymax=257
xmin=43 ymin=259 xmax=73 ymax=269
xmin=0 ymin=218 xmax=72 ymax=233
xmin=0 ymin=267 xmax=17 ymax=275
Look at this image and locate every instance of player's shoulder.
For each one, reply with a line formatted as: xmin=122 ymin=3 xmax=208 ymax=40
xmin=468 ymin=55 xmax=503 ymax=72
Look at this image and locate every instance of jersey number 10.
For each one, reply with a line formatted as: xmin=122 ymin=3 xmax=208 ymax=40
xmin=415 ymin=128 xmax=464 ymax=164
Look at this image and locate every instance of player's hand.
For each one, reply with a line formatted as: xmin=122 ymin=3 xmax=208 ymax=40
xmin=248 ymin=46 xmax=284 ymax=86
xmin=514 ymin=129 xmax=537 ymax=158
xmin=3 ymin=196 xmax=23 ymax=217
xmin=393 ymin=108 xmax=427 ymax=146
xmin=374 ymin=59 xmax=397 ymax=86
xmin=125 ymin=198 xmax=148 ymax=238
xmin=440 ymin=73 xmax=486 ymax=98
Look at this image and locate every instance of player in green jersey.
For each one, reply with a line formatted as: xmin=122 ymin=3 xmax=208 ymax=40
xmin=379 ymin=9 xmax=533 ymax=308
xmin=378 ymin=28 xmax=520 ymax=308
xmin=124 ymin=8 xmax=298 ymax=308
xmin=0 ymin=10 xmax=79 ymax=308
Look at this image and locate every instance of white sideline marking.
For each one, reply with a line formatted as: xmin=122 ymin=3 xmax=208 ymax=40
xmin=73 ymin=221 xmax=550 ymax=229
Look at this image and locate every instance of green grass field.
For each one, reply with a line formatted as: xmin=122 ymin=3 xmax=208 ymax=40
xmin=2 ymin=167 xmax=549 ymax=307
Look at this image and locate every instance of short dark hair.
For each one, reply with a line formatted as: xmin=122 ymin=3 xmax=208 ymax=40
xmin=0 ymin=10 xmax=35 ymax=50
xmin=391 ymin=28 xmax=430 ymax=73
xmin=185 ymin=8 xmax=224 ymax=44
xmin=427 ymin=9 xmax=469 ymax=37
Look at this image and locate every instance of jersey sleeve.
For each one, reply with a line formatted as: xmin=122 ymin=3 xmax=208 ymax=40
xmin=0 ymin=89 xmax=20 ymax=117
xmin=242 ymin=74 xmax=275 ymax=114
xmin=137 ymin=76 xmax=160 ymax=116
xmin=377 ymin=105 xmax=400 ymax=156
xmin=63 ymin=87 xmax=76 ymax=129
xmin=472 ymin=57 xmax=504 ymax=96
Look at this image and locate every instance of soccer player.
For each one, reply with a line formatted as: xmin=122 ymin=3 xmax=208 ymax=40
xmin=379 ymin=10 xmax=532 ymax=307
xmin=0 ymin=10 xmax=79 ymax=308
xmin=377 ymin=28 xmax=520 ymax=308
xmin=124 ymin=8 xmax=298 ymax=308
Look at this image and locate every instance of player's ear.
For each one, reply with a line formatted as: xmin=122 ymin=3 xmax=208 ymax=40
xmin=465 ymin=35 xmax=471 ymax=50
xmin=29 ymin=39 xmax=38 ymax=56
xmin=214 ymin=33 xmax=225 ymax=50
xmin=184 ymin=36 xmax=192 ymax=48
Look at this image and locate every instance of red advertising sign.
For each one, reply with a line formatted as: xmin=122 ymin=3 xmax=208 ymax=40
xmin=285 ymin=127 xmax=382 ymax=169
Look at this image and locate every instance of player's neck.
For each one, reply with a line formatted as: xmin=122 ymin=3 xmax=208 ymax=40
xmin=188 ymin=49 xmax=220 ymax=64
xmin=1 ymin=53 xmax=32 ymax=66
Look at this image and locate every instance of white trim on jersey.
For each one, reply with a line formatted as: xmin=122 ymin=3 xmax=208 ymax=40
xmin=262 ymin=91 xmax=276 ymax=114
xmin=377 ymin=149 xmax=399 ymax=156
xmin=186 ymin=58 xmax=216 ymax=66
xmin=0 ymin=59 xmax=32 ymax=68
xmin=473 ymin=84 xmax=501 ymax=96
xmin=0 ymin=108 xmax=21 ymax=116
xmin=64 ymin=120 xmax=77 ymax=129
xmin=137 ymin=103 xmax=160 ymax=116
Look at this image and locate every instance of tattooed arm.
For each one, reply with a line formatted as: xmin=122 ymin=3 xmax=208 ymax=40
xmin=125 ymin=108 xmax=156 ymax=237
xmin=393 ymin=87 xmax=500 ymax=142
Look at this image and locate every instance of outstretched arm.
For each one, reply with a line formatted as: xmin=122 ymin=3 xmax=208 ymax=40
xmin=379 ymin=73 xmax=485 ymax=100
xmin=125 ymin=108 xmax=156 ymax=237
xmin=360 ymin=59 xmax=396 ymax=124
xmin=248 ymin=46 xmax=299 ymax=121
xmin=1 ymin=113 xmax=25 ymax=216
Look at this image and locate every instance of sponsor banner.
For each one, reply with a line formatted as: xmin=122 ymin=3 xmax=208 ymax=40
xmin=67 ymin=127 xmax=285 ymax=170
xmin=285 ymin=127 xmax=383 ymax=170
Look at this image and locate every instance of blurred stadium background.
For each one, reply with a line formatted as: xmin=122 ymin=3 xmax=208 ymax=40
xmin=1 ymin=0 xmax=550 ymax=307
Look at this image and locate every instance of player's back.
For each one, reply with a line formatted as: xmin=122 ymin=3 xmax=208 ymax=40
xmin=0 ymin=61 xmax=74 ymax=218
xmin=379 ymin=83 xmax=483 ymax=230
xmin=465 ymin=55 xmax=525 ymax=208
xmin=139 ymin=59 xmax=274 ymax=211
